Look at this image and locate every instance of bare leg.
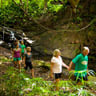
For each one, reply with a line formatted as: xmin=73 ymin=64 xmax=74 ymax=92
xmin=18 ymin=60 xmax=21 ymax=72
xmin=14 ymin=61 xmax=17 ymax=67
xmin=31 ymin=69 xmax=34 ymax=78
xmin=22 ymin=57 xmax=24 ymax=65
xmin=55 ymin=79 xmax=60 ymax=91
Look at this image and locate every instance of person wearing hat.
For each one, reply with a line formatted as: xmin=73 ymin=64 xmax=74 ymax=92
xmin=68 ymin=47 xmax=90 ymax=83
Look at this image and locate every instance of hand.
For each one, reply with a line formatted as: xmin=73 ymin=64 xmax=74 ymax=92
xmin=67 ymin=66 xmax=69 ymax=70
xmin=87 ymin=69 xmax=88 ymax=73
xmin=24 ymin=64 xmax=26 ymax=67
xmin=68 ymin=67 xmax=71 ymax=71
xmin=12 ymin=58 xmax=13 ymax=61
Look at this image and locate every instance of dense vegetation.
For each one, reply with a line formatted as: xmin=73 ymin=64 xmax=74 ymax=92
xmin=0 ymin=67 xmax=96 ymax=96
xmin=1 ymin=0 xmax=95 ymax=28
xmin=0 ymin=56 xmax=96 ymax=96
xmin=0 ymin=0 xmax=96 ymax=96
xmin=0 ymin=0 xmax=65 ymax=27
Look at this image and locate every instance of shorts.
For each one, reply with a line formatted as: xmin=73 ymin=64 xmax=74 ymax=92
xmin=13 ymin=57 xmax=21 ymax=61
xmin=54 ymin=73 xmax=61 ymax=79
xmin=21 ymin=52 xmax=25 ymax=57
xmin=74 ymin=75 xmax=88 ymax=82
xmin=24 ymin=62 xmax=33 ymax=70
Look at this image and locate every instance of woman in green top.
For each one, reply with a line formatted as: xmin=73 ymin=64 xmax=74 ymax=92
xmin=21 ymin=40 xmax=26 ymax=64
xmin=69 ymin=47 xmax=90 ymax=83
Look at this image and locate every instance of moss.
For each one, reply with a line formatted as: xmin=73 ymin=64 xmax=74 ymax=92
xmin=88 ymin=76 xmax=96 ymax=82
xmin=0 ymin=56 xmax=11 ymax=63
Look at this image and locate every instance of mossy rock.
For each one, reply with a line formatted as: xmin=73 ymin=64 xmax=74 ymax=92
xmin=88 ymin=76 xmax=96 ymax=82
xmin=0 ymin=56 xmax=11 ymax=63
xmin=33 ymin=60 xmax=50 ymax=68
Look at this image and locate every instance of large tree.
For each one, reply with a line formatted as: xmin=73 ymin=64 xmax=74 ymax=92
xmin=0 ymin=0 xmax=2 ymax=8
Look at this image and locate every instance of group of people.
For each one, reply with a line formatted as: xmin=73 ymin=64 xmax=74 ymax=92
xmin=11 ymin=39 xmax=34 ymax=77
xmin=50 ymin=47 xmax=89 ymax=90
xmin=11 ymin=40 xmax=90 ymax=91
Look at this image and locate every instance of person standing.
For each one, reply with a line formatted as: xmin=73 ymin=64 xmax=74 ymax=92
xmin=68 ymin=47 xmax=90 ymax=83
xmin=20 ymin=40 xmax=26 ymax=64
xmin=12 ymin=44 xmax=21 ymax=72
xmin=50 ymin=49 xmax=69 ymax=91
xmin=24 ymin=47 xmax=34 ymax=78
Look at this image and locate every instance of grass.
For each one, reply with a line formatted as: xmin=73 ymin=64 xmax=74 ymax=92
xmin=0 ymin=66 xmax=96 ymax=96
xmin=0 ymin=56 xmax=96 ymax=96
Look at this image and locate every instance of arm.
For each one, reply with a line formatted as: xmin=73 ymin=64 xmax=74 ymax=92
xmin=24 ymin=48 xmax=26 ymax=53
xmin=20 ymin=48 xmax=21 ymax=57
xmin=11 ymin=48 xmax=13 ymax=54
xmin=12 ymin=49 xmax=14 ymax=61
xmin=69 ymin=61 xmax=74 ymax=71
xmin=68 ymin=54 xmax=80 ymax=71
xmin=50 ymin=62 xmax=54 ymax=78
xmin=31 ymin=55 xmax=33 ymax=65
xmin=24 ymin=45 xmax=26 ymax=53
xmin=62 ymin=62 xmax=69 ymax=69
xmin=87 ymin=58 xmax=88 ymax=70
xmin=61 ymin=56 xmax=69 ymax=69
xmin=11 ymin=44 xmax=13 ymax=54
xmin=87 ymin=64 xmax=88 ymax=72
xmin=23 ymin=56 xmax=26 ymax=67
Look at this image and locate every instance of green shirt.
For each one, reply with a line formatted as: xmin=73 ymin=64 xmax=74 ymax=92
xmin=72 ymin=53 xmax=88 ymax=77
xmin=21 ymin=44 xmax=25 ymax=53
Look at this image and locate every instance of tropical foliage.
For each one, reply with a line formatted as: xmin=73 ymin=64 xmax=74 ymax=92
xmin=0 ymin=66 xmax=96 ymax=96
xmin=0 ymin=0 xmax=65 ymax=26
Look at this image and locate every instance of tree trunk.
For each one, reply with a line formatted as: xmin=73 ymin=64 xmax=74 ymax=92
xmin=1 ymin=0 xmax=2 ymax=8
xmin=26 ymin=0 xmax=28 ymax=13
xmin=44 ymin=0 xmax=48 ymax=11
xmin=20 ymin=0 xmax=23 ymax=4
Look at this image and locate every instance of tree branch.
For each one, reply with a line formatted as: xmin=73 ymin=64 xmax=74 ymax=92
xmin=12 ymin=0 xmax=96 ymax=32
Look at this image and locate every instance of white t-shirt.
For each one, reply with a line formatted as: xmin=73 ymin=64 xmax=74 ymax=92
xmin=51 ymin=56 xmax=63 ymax=73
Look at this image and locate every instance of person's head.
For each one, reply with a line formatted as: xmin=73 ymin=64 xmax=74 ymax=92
xmin=26 ymin=47 xmax=31 ymax=52
xmin=21 ymin=40 xmax=24 ymax=45
xmin=53 ymin=49 xmax=61 ymax=57
xmin=14 ymin=39 xmax=18 ymax=45
xmin=82 ymin=47 xmax=89 ymax=56
xmin=16 ymin=44 xmax=19 ymax=48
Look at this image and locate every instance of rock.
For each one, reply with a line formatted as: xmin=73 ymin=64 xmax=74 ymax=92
xmin=0 ymin=62 xmax=2 ymax=65
xmin=0 ymin=40 xmax=4 ymax=45
xmin=88 ymin=76 xmax=96 ymax=82
xmin=33 ymin=31 xmax=83 ymax=59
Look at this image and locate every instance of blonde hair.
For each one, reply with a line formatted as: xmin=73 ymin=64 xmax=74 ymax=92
xmin=26 ymin=47 xmax=31 ymax=52
xmin=53 ymin=49 xmax=61 ymax=57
